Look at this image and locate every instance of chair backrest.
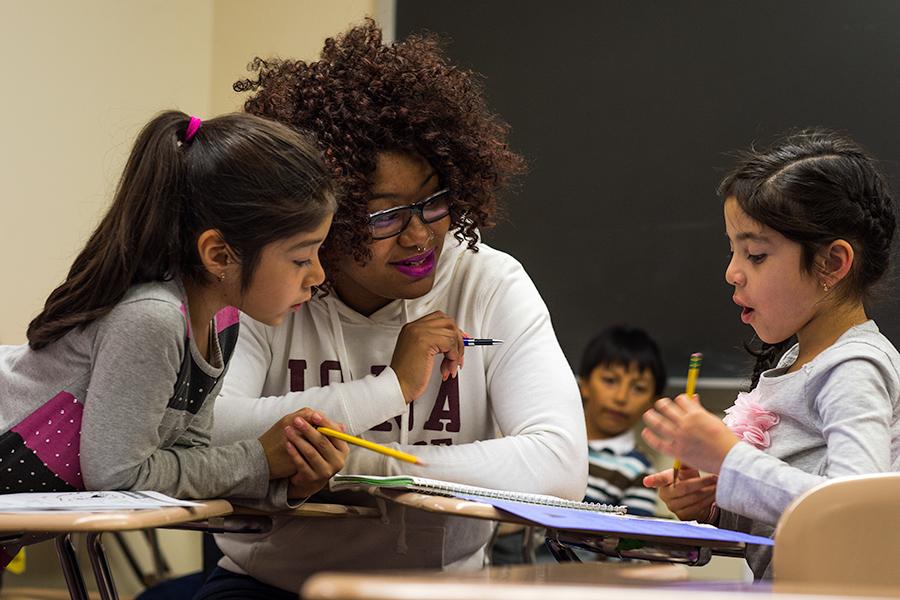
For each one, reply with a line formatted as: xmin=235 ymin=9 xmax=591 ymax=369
xmin=773 ymin=472 xmax=900 ymax=592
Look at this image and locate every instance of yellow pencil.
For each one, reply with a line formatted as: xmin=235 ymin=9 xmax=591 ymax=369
xmin=672 ymin=352 xmax=703 ymax=480
xmin=317 ymin=426 xmax=425 ymax=466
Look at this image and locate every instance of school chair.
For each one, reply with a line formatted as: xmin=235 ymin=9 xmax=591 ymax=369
xmin=773 ymin=472 xmax=900 ymax=592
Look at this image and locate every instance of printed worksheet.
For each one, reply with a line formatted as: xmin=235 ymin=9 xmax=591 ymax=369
xmin=0 ymin=490 xmax=200 ymax=512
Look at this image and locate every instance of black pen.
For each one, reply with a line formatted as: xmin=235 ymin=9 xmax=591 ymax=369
xmin=462 ymin=338 xmax=504 ymax=346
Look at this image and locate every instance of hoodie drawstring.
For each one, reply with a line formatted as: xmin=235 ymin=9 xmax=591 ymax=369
xmin=398 ymin=300 xmax=412 ymax=447
xmin=325 ymin=295 xmax=421 ymax=555
xmin=326 ymin=300 xmax=354 ymax=385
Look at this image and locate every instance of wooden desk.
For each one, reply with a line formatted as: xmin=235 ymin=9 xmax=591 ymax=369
xmin=0 ymin=501 xmax=377 ymax=600
xmin=0 ymin=500 xmax=233 ymax=533
xmin=0 ymin=500 xmax=232 ymax=600
xmin=301 ymin=562 xmax=898 ymax=600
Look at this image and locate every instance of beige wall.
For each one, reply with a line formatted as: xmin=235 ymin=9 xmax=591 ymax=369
xmin=0 ymin=1 xmax=378 ymax=593
xmin=0 ymin=1 xmax=214 ymax=346
xmin=211 ymin=0 xmax=388 ymax=114
xmin=0 ymin=0 xmax=378 ymax=346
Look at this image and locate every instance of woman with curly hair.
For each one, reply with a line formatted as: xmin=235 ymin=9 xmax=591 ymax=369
xmin=200 ymin=21 xmax=587 ymax=597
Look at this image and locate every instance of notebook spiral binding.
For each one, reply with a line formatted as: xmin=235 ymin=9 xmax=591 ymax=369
xmin=331 ymin=475 xmax=628 ymax=515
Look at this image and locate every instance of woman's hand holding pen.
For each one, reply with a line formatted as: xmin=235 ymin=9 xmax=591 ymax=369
xmin=644 ymin=466 xmax=719 ymax=523
xmin=258 ymin=408 xmax=349 ymax=481
xmin=391 ymin=310 xmax=468 ymax=403
xmin=641 ymin=394 xmax=739 ymax=475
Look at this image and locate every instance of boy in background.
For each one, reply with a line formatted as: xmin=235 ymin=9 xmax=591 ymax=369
xmin=492 ymin=326 xmax=665 ymax=564
xmin=579 ymin=326 xmax=666 ymax=516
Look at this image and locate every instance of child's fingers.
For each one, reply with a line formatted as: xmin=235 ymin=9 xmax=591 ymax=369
xmin=675 ymin=466 xmax=702 ymax=480
xmin=653 ymin=397 xmax=686 ymax=423
xmin=666 ymin=486 xmax=716 ymax=507
xmin=284 ymin=436 xmax=316 ymax=481
xmin=303 ymin=411 xmax=336 ymax=430
xmin=674 ymin=394 xmax=703 ymax=413
xmin=643 ymin=469 xmax=675 ymax=489
xmin=672 ymin=474 xmax=718 ymax=495
xmin=285 ymin=426 xmax=333 ymax=474
xmin=293 ymin=418 xmax=349 ymax=467
xmin=640 ymin=422 xmax=675 ymax=456
xmin=643 ymin=405 xmax=679 ymax=438
xmin=293 ymin=416 xmax=350 ymax=454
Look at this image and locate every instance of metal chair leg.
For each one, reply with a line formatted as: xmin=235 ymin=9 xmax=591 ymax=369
xmin=54 ymin=534 xmax=90 ymax=600
xmin=545 ymin=537 xmax=582 ymax=562
xmin=143 ymin=528 xmax=171 ymax=580
xmin=86 ymin=532 xmax=119 ymax=600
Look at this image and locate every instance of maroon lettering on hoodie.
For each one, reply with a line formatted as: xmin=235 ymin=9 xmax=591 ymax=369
xmin=285 ymin=359 xmax=459 ymax=440
xmin=424 ymin=376 xmax=460 ymax=432
xmin=320 ymin=360 xmax=343 ymax=385
xmin=288 ymin=359 xmax=307 ymax=392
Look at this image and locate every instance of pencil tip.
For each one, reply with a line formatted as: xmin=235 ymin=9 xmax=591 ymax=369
xmin=416 ymin=459 xmax=427 ymax=467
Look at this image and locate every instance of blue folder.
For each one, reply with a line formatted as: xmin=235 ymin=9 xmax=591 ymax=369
xmin=455 ymin=494 xmax=773 ymax=547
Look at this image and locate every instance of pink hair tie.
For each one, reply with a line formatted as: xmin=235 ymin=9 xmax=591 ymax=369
xmin=184 ymin=116 xmax=202 ymax=142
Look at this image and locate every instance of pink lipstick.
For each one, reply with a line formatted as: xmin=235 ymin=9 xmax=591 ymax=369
xmin=390 ymin=248 xmax=436 ymax=278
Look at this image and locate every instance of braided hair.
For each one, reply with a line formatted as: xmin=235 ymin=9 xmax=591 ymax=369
xmin=719 ymin=129 xmax=897 ymax=386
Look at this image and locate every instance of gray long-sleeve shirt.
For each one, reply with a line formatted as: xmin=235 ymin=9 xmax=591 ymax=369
xmin=0 ymin=279 xmax=289 ymax=507
xmin=716 ymin=320 xmax=900 ymax=579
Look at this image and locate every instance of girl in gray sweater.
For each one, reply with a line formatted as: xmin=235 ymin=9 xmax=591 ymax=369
xmin=641 ymin=130 xmax=900 ymax=579
xmin=0 ymin=111 xmax=349 ymax=552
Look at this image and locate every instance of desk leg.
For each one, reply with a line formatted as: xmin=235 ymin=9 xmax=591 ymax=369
xmin=86 ymin=532 xmax=119 ymax=600
xmin=54 ymin=534 xmax=89 ymax=600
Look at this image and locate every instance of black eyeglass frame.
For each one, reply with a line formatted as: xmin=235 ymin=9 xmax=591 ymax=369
xmin=366 ymin=188 xmax=452 ymax=240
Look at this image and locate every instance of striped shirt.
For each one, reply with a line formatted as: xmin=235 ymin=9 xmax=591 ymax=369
xmin=585 ymin=432 xmax=657 ymax=516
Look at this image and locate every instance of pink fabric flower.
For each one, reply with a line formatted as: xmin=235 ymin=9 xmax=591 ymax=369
xmin=722 ymin=389 xmax=780 ymax=450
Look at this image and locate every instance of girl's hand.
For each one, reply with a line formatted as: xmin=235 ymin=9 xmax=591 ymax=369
xmin=259 ymin=408 xmax=347 ymax=479
xmin=644 ymin=467 xmax=718 ymax=522
xmin=390 ymin=310 xmax=468 ymax=403
xmin=641 ymin=394 xmax=740 ymax=475
xmin=283 ymin=415 xmax=349 ymax=499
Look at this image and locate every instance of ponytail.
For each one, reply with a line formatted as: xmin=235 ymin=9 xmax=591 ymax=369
xmin=27 ymin=111 xmax=334 ymax=349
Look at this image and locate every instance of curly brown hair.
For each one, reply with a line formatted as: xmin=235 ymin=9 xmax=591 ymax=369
xmin=234 ymin=19 xmax=525 ymax=275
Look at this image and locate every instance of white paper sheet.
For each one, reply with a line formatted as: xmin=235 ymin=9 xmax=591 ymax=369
xmin=0 ymin=490 xmax=201 ymax=512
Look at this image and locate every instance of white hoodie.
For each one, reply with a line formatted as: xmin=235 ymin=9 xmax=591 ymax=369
xmin=212 ymin=234 xmax=587 ymax=591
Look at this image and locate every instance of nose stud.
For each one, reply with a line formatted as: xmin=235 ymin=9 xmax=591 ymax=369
xmin=415 ymin=228 xmax=436 ymax=253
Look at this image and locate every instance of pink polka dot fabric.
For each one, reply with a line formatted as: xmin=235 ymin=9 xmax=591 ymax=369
xmin=11 ymin=391 xmax=84 ymax=490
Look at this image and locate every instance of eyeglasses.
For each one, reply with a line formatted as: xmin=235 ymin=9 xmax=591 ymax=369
xmin=367 ymin=188 xmax=451 ymax=240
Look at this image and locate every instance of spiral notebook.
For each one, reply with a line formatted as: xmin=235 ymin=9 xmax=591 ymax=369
xmin=330 ymin=474 xmax=627 ymax=514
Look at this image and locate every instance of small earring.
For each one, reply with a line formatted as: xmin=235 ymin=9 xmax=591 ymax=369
xmin=218 ymin=272 xmax=226 ymax=282
xmin=415 ymin=245 xmax=425 ymax=252
xmin=822 ymin=281 xmax=829 ymax=292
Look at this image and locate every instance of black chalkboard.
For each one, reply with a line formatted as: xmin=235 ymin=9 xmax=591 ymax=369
xmin=397 ymin=0 xmax=900 ymax=378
